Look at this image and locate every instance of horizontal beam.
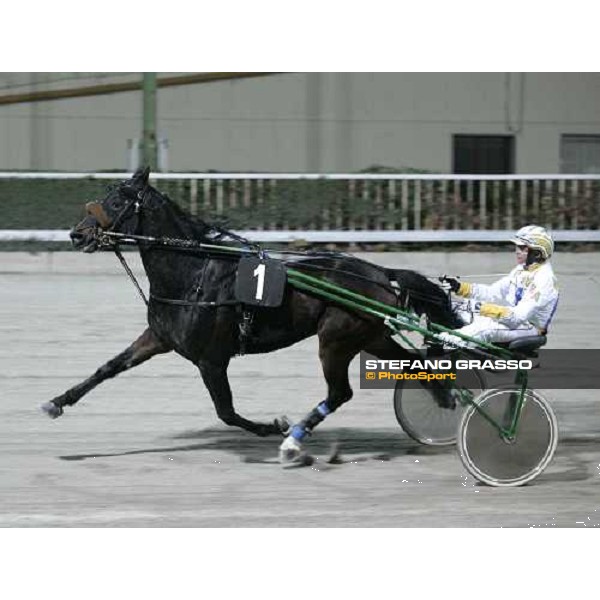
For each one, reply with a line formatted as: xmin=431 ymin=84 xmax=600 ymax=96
xmin=1 ymin=172 xmax=600 ymax=181
xmin=3 ymin=230 xmax=600 ymax=243
xmin=0 ymin=73 xmax=279 ymax=106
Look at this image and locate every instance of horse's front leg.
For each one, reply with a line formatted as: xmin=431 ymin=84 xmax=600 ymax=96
xmin=197 ymin=359 xmax=289 ymax=437
xmin=41 ymin=328 xmax=170 ymax=419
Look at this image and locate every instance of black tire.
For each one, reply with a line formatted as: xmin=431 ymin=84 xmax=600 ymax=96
xmin=393 ymin=369 xmax=485 ymax=446
xmin=457 ymin=386 xmax=558 ymax=487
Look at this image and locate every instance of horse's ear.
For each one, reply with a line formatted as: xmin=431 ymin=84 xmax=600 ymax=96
xmin=132 ymin=166 xmax=151 ymax=187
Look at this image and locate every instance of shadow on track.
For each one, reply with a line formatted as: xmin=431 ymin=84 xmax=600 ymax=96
xmin=538 ymin=434 xmax=600 ymax=483
xmin=58 ymin=430 xmax=600 ymax=482
xmin=58 ymin=427 xmax=452 ymax=464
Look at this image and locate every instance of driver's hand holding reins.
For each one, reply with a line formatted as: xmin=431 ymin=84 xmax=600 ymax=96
xmin=439 ymin=275 xmax=460 ymax=293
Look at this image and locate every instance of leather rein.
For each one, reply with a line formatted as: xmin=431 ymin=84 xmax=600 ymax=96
xmin=95 ymin=186 xmax=445 ymax=312
xmin=96 ymin=185 xmax=260 ymax=309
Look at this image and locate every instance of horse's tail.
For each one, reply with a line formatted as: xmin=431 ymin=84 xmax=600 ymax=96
xmin=384 ymin=268 xmax=460 ymax=329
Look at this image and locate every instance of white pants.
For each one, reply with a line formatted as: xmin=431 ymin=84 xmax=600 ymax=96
xmin=438 ymin=316 xmax=538 ymax=349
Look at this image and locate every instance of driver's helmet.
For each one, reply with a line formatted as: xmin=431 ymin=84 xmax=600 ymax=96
xmin=510 ymin=225 xmax=554 ymax=260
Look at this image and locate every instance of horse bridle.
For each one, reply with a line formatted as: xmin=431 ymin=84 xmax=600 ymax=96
xmin=93 ymin=183 xmax=249 ymax=309
xmin=83 ymin=184 xmax=149 ymax=304
xmin=96 ymin=185 xmax=147 ymax=246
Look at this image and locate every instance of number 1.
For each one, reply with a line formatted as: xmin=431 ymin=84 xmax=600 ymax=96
xmin=253 ymin=263 xmax=266 ymax=300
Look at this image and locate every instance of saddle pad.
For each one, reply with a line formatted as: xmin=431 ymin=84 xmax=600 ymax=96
xmin=234 ymin=256 xmax=287 ymax=307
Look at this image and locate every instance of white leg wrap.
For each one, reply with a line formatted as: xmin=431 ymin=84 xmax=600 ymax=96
xmin=278 ymin=435 xmax=303 ymax=463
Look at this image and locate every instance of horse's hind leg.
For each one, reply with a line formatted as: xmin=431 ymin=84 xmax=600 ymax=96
xmin=41 ymin=328 xmax=170 ymax=419
xmin=279 ymin=319 xmax=364 ymax=462
xmin=198 ymin=360 xmax=288 ymax=437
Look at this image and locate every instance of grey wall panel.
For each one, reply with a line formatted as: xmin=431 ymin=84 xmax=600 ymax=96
xmin=1 ymin=73 xmax=600 ymax=173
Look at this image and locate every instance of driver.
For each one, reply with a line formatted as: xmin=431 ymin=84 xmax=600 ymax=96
xmin=438 ymin=225 xmax=559 ymax=348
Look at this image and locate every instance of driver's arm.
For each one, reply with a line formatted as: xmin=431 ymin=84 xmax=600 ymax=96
xmin=455 ymin=269 xmax=515 ymax=303
xmin=478 ymin=277 xmax=556 ymax=328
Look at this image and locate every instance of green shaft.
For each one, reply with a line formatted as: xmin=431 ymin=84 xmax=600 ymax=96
xmin=287 ymin=268 xmax=419 ymax=321
xmin=287 ymin=268 xmax=512 ymax=357
xmin=286 ymin=276 xmax=394 ymax=322
xmin=506 ymin=370 xmax=528 ymax=437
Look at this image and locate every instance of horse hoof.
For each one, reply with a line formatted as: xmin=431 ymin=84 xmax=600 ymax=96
xmin=279 ymin=436 xmax=311 ymax=465
xmin=41 ymin=401 xmax=63 ymax=419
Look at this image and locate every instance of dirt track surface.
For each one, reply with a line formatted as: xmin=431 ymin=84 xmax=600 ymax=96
xmin=1 ymin=251 xmax=600 ymax=527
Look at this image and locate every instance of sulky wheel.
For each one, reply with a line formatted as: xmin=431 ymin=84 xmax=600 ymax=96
xmin=457 ymin=386 xmax=558 ymax=487
xmin=393 ymin=368 xmax=485 ymax=446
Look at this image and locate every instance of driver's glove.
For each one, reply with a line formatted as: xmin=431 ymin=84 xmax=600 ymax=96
xmin=439 ymin=275 xmax=461 ymax=293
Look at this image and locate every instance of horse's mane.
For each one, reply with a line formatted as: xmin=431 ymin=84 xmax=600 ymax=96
xmin=139 ymin=182 xmax=459 ymax=327
xmin=148 ymin=184 xmax=255 ymax=247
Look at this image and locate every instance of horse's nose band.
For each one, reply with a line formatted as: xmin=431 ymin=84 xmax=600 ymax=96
xmin=85 ymin=202 xmax=112 ymax=229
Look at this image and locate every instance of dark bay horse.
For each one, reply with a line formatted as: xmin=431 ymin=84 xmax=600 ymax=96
xmin=41 ymin=167 xmax=461 ymax=462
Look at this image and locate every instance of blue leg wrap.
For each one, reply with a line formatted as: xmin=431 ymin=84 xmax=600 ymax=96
xmin=291 ymin=424 xmax=307 ymax=441
xmin=291 ymin=400 xmax=331 ymax=441
xmin=317 ymin=401 xmax=331 ymax=417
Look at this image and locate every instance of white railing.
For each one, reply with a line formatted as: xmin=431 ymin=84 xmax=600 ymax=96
xmin=2 ymin=229 xmax=600 ymax=243
xmin=1 ymin=172 xmax=599 ymax=243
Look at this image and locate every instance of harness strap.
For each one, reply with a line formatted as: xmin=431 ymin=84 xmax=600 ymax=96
xmin=236 ymin=305 xmax=255 ymax=356
xmin=114 ymin=245 xmax=253 ymax=354
xmin=114 ymin=244 xmax=240 ymax=309
xmin=114 ymin=247 xmax=149 ymax=307
xmin=150 ymin=295 xmax=239 ymax=307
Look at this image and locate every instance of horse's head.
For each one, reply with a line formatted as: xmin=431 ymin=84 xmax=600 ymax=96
xmin=70 ymin=167 xmax=151 ymax=252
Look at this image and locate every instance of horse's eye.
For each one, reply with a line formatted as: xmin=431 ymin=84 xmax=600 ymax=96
xmin=108 ymin=197 xmax=122 ymax=210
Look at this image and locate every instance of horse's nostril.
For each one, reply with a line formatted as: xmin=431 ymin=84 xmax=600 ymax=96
xmin=69 ymin=230 xmax=89 ymax=248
